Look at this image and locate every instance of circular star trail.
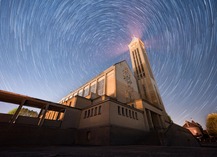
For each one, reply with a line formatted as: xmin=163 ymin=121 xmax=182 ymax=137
xmin=0 ymin=0 xmax=217 ymax=127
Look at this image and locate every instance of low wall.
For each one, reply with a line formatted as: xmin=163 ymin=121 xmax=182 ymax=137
xmin=0 ymin=123 xmax=77 ymax=146
xmin=110 ymin=125 xmax=147 ymax=145
xmin=77 ymin=126 xmax=110 ymax=145
xmin=77 ymin=125 xmax=147 ymax=145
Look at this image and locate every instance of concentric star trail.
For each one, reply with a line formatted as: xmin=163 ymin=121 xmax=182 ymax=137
xmin=0 ymin=0 xmax=216 ymax=128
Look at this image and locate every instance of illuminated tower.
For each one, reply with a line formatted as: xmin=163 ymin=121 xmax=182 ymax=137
xmin=128 ymin=37 xmax=164 ymax=110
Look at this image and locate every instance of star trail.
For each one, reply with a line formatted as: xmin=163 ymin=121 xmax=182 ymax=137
xmin=0 ymin=0 xmax=217 ymax=128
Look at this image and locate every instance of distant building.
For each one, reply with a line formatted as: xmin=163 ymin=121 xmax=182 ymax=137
xmin=183 ymin=120 xmax=204 ymax=138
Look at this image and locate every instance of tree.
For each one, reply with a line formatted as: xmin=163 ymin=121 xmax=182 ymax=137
xmin=206 ymin=113 xmax=217 ymax=137
xmin=8 ymin=108 xmax=38 ymax=117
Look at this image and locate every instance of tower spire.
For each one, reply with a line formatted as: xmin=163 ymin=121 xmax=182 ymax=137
xmin=128 ymin=37 xmax=164 ymax=109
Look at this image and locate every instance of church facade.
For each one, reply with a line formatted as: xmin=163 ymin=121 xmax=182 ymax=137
xmin=0 ymin=38 xmax=200 ymax=146
xmin=46 ymin=37 xmax=171 ymax=145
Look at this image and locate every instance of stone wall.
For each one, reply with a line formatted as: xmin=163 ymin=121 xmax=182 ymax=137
xmin=0 ymin=123 xmax=77 ymax=146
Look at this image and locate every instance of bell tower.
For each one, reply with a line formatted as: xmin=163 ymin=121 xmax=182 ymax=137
xmin=128 ymin=37 xmax=164 ymax=109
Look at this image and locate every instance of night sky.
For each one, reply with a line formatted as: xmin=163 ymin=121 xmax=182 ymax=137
xmin=0 ymin=0 xmax=217 ymax=128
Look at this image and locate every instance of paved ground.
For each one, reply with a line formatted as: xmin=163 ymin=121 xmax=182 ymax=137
xmin=0 ymin=145 xmax=217 ymax=157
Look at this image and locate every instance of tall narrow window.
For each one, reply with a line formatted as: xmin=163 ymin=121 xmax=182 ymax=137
xmin=87 ymin=110 xmax=90 ymax=118
xmin=98 ymin=106 xmax=102 ymax=115
xmin=84 ymin=111 xmax=87 ymax=119
xmin=78 ymin=89 xmax=83 ymax=96
xmin=94 ymin=107 xmax=97 ymax=116
xmin=132 ymin=50 xmax=139 ymax=79
xmin=135 ymin=112 xmax=138 ymax=120
xmin=129 ymin=110 xmax=132 ymax=118
xmin=132 ymin=111 xmax=135 ymax=119
xmin=87 ymin=131 xmax=91 ymax=141
xmin=136 ymin=48 xmax=145 ymax=78
xmin=91 ymin=108 xmax=93 ymax=117
xmin=135 ymin=50 xmax=142 ymax=76
xmin=118 ymin=106 xmax=121 ymax=115
xmin=125 ymin=109 xmax=128 ymax=117
xmin=106 ymin=71 xmax=115 ymax=96
xmin=83 ymin=86 xmax=90 ymax=97
xmin=97 ymin=77 xmax=105 ymax=96
xmin=143 ymin=85 xmax=148 ymax=99
xmin=122 ymin=107 xmax=125 ymax=116
xmin=90 ymin=82 xmax=96 ymax=94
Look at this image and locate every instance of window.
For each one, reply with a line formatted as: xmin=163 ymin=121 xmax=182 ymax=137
xmin=118 ymin=106 xmax=121 ymax=115
xmin=94 ymin=107 xmax=97 ymax=116
xmin=90 ymin=82 xmax=96 ymax=93
xmin=69 ymin=102 xmax=72 ymax=106
xmin=126 ymin=109 xmax=128 ymax=117
xmin=87 ymin=110 xmax=90 ymax=117
xmin=87 ymin=131 xmax=91 ymax=141
xmin=84 ymin=111 xmax=87 ymax=118
xmin=83 ymin=86 xmax=90 ymax=97
xmin=78 ymin=89 xmax=83 ymax=96
xmin=135 ymin=112 xmax=138 ymax=120
xmin=122 ymin=107 xmax=125 ymax=116
xmin=97 ymin=77 xmax=105 ymax=96
xmin=106 ymin=71 xmax=115 ymax=96
xmin=143 ymin=85 xmax=148 ymax=99
xmin=91 ymin=108 xmax=93 ymax=117
xmin=129 ymin=110 xmax=132 ymax=118
xmin=132 ymin=111 xmax=135 ymax=119
xmin=98 ymin=106 xmax=101 ymax=115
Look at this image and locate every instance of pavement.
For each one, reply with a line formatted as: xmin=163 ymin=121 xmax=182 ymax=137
xmin=0 ymin=145 xmax=217 ymax=157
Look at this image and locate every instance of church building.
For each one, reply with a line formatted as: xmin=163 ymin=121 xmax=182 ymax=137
xmin=0 ymin=38 xmax=200 ymax=146
xmin=45 ymin=37 xmax=171 ymax=145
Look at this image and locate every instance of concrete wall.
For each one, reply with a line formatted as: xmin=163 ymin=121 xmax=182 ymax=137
xmin=0 ymin=123 xmax=77 ymax=146
xmin=115 ymin=61 xmax=140 ymax=103
xmin=109 ymin=101 xmax=145 ymax=131
xmin=61 ymin=108 xmax=81 ymax=129
xmin=77 ymin=126 xmax=110 ymax=145
xmin=77 ymin=99 xmax=149 ymax=145
xmin=72 ymin=96 xmax=92 ymax=109
xmin=77 ymin=125 xmax=148 ymax=145
xmin=79 ymin=101 xmax=109 ymax=129
xmin=110 ymin=125 xmax=147 ymax=145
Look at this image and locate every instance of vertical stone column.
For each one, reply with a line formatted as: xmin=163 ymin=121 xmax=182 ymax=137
xmin=143 ymin=108 xmax=150 ymax=131
xmin=95 ymin=79 xmax=98 ymax=95
xmin=156 ymin=114 xmax=163 ymax=129
xmin=10 ymin=99 xmax=26 ymax=124
xmin=104 ymin=74 xmax=107 ymax=95
xmin=147 ymin=110 xmax=154 ymax=130
xmin=159 ymin=115 xmax=166 ymax=129
xmin=38 ymin=104 xmax=49 ymax=127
